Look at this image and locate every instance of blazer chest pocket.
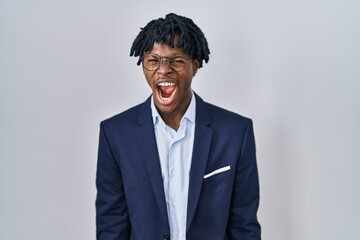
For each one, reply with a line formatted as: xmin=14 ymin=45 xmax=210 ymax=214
xmin=203 ymin=166 xmax=231 ymax=186
xmin=199 ymin=166 xmax=233 ymax=210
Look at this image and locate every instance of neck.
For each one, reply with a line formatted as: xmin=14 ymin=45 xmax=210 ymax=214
xmin=161 ymin=114 xmax=182 ymax=131
xmin=159 ymin=92 xmax=192 ymax=131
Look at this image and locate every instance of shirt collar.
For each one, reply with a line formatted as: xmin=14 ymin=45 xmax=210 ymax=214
xmin=151 ymin=91 xmax=196 ymax=126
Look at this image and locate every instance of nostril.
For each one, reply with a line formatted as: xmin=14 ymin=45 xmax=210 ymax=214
xmin=157 ymin=64 xmax=173 ymax=74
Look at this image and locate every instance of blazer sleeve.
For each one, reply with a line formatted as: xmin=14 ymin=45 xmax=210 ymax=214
xmin=227 ymin=120 xmax=261 ymax=240
xmin=96 ymin=122 xmax=130 ymax=240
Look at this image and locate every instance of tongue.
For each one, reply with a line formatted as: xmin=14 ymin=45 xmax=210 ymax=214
xmin=159 ymin=86 xmax=175 ymax=98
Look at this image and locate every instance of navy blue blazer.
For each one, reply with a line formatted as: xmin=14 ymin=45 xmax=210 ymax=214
xmin=96 ymin=94 xmax=261 ymax=240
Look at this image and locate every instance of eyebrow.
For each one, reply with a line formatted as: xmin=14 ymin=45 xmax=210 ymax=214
xmin=147 ymin=53 xmax=187 ymax=58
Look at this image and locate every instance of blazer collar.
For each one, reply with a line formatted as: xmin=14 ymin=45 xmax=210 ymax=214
xmin=186 ymin=93 xmax=213 ymax=231
xmin=136 ymin=96 xmax=169 ymax=223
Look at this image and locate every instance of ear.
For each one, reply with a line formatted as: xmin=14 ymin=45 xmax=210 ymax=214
xmin=192 ymin=59 xmax=199 ymax=76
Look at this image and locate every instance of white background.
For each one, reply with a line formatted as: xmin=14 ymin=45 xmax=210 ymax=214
xmin=1 ymin=0 xmax=359 ymax=239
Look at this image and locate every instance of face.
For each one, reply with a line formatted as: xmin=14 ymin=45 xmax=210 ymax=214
xmin=143 ymin=36 xmax=199 ymax=118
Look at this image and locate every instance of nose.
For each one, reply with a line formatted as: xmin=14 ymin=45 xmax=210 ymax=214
xmin=157 ymin=59 xmax=173 ymax=75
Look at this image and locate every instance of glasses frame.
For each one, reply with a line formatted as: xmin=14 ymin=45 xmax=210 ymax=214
xmin=142 ymin=53 xmax=192 ymax=72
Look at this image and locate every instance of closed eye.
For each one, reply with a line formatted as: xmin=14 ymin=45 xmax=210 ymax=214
xmin=170 ymin=58 xmax=185 ymax=63
xmin=147 ymin=59 xmax=160 ymax=63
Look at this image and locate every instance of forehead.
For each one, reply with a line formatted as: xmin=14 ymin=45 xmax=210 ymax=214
xmin=147 ymin=34 xmax=187 ymax=56
xmin=148 ymin=42 xmax=186 ymax=56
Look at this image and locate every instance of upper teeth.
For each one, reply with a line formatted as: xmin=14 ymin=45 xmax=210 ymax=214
xmin=158 ymin=82 xmax=175 ymax=87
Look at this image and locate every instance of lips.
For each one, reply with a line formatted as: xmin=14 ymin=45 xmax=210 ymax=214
xmin=156 ymin=81 xmax=177 ymax=104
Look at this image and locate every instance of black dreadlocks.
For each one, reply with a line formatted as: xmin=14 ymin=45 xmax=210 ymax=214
xmin=130 ymin=13 xmax=210 ymax=68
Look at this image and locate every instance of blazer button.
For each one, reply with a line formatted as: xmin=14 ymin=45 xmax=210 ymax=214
xmin=163 ymin=234 xmax=170 ymax=240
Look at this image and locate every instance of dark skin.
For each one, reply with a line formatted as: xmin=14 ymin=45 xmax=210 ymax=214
xmin=143 ymin=35 xmax=199 ymax=130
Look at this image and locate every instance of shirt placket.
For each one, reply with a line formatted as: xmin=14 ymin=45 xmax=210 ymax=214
xmin=167 ymin=121 xmax=187 ymax=240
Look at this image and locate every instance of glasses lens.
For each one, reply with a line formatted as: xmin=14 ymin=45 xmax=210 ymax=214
xmin=169 ymin=57 xmax=187 ymax=71
xmin=143 ymin=54 xmax=160 ymax=71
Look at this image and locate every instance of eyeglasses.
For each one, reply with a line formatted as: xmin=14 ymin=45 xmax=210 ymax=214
xmin=142 ymin=53 xmax=192 ymax=72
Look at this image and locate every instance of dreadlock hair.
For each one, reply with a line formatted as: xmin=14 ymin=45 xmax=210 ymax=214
xmin=130 ymin=13 xmax=210 ymax=68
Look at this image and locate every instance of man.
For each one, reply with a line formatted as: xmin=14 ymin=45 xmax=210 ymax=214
xmin=96 ymin=13 xmax=261 ymax=240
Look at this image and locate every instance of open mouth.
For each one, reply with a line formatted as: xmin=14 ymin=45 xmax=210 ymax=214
xmin=157 ymin=81 xmax=177 ymax=103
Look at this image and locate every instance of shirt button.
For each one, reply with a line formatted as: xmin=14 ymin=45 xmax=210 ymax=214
xmin=171 ymin=169 xmax=176 ymax=175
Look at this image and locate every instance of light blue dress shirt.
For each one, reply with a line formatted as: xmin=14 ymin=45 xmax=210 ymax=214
xmin=151 ymin=92 xmax=196 ymax=240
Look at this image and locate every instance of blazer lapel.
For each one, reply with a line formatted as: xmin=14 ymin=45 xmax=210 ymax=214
xmin=136 ymin=97 xmax=169 ymax=224
xmin=186 ymin=94 xmax=213 ymax=231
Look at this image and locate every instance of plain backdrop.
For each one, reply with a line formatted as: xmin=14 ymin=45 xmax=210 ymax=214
xmin=1 ymin=0 xmax=359 ymax=239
